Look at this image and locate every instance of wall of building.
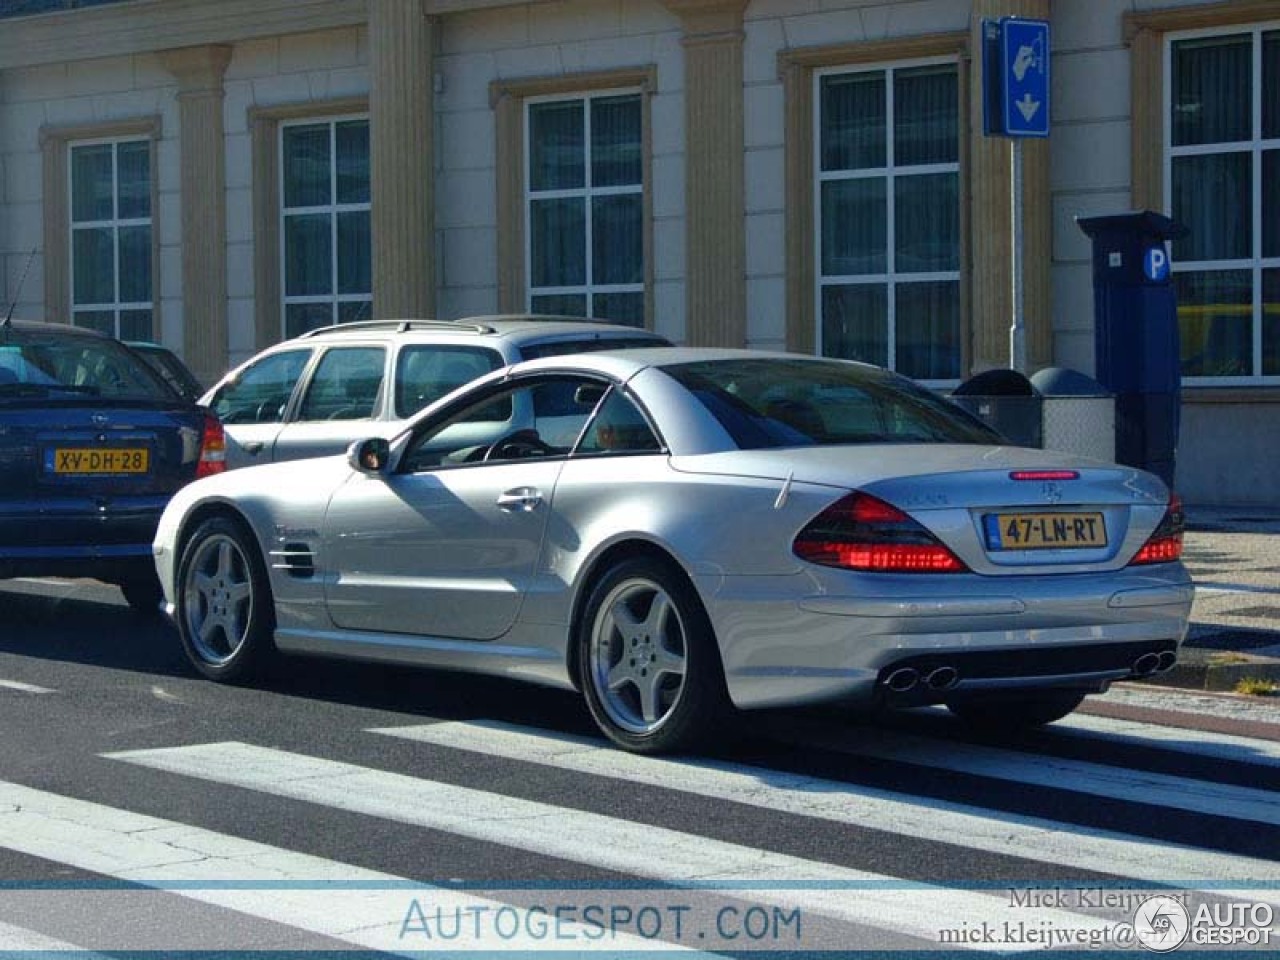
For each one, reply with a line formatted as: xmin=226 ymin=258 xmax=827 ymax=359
xmin=434 ymin=1 xmax=688 ymax=342
xmin=1 ymin=0 xmax=1277 ymax=505
xmin=0 ymin=52 xmax=180 ymax=327
xmin=221 ymin=26 xmax=368 ymax=367
xmin=1048 ymin=0 xmax=1280 ymax=505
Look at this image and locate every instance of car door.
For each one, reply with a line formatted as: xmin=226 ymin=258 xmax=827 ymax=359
xmin=271 ymin=344 xmax=389 ymax=462
xmin=321 ymin=373 xmax=605 ymax=640
xmin=207 ymin=349 xmax=312 ymax=469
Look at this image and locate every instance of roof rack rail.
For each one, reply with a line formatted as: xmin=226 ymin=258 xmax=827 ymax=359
xmin=298 ymin=319 xmax=496 ymax=338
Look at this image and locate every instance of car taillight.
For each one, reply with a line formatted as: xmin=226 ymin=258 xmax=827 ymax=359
xmin=196 ymin=412 xmax=227 ymax=479
xmin=793 ymin=492 xmax=967 ymax=573
xmin=1129 ymin=493 xmax=1184 ymax=565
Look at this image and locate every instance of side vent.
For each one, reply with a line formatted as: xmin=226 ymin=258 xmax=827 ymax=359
xmin=271 ymin=542 xmax=315 ymax=579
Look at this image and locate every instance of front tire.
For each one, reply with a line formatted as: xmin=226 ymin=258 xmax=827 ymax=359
xmin=175 ymin=516 xmax=275 ymax=683
xmin=946 ymin=691 xmax=1086 ymax=729
xmin=577 ymin=556 xmax=730 ymax=754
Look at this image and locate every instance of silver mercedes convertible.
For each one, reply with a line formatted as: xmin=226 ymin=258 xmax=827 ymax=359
xmin=153 ymin=349 xmax=1193 ymax=753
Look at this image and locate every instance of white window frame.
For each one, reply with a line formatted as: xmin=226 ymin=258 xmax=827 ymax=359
xmin=278 ymin=113 xmax=372 ymax=338
xmin=1164 ymin=21 xmax=1280 ymax=386
xmin=68 ymin=135 xmax=152 ymax=339
xmin=813 ymin=56 xmax=961 ymax=387
xmin=523 ymin=88 xmax=645 ymax=321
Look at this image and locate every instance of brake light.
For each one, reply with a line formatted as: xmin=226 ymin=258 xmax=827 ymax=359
xmin=793 ymin=492 xmax=967 ymax=573
xmin=1010 ymin=470 xmax=1079 ymax=481
xmin=196 ymin=412 xmax=227 ymax=478
xmin=1129 ymin=493 xmax=1184 ymax=565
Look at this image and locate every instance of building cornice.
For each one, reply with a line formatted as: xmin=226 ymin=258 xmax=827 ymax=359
xmin=1124 ymin=0 xmax=1280 ymax=42
xmin=0 ymin=0 xmax=366 ymax=70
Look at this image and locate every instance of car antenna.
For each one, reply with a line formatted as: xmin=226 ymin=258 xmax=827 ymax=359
xmin=3 ymin=248 xmax=37 ymax=332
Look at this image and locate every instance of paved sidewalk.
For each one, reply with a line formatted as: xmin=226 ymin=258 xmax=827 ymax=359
xmin=1147 ymin=506 xmax=1280 ymax=693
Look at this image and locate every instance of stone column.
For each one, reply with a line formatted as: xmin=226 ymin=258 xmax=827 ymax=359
xmin=369 ymin=0 xmax=435 ymax=320
xmin=160 ymin=45 xmax=231 ymax=386
xmin=664 ymin=0 xmax=747 ymax=347
xmin=968 ymin=0 xmax=1051 ymax=375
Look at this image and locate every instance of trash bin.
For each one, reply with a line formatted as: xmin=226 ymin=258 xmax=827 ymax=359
xmin=1030 ymin=367 xmax=1115 ymax=462
xmin=949 ymin=368 xmax=1042 ymax=448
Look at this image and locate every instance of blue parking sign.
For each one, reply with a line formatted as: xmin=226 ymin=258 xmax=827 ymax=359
xmin=1001 ymin=18 xmax=1050 ymax=138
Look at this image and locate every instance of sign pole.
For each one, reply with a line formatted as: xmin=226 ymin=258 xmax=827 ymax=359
xmin=1010 ymin=138 xmax=1026 ymax=373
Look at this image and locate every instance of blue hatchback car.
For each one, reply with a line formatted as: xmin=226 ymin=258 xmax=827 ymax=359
xmin=0 ymin=320 xmax=225 ymax=611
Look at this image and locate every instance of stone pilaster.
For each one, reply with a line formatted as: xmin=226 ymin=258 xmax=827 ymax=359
xmin=369 ymin=0 xmax=435 ymax=320
xmin=664 ymin=0 xmax=747 ymax=347
xmin=160 ymin=44 xmax=231 ymax=385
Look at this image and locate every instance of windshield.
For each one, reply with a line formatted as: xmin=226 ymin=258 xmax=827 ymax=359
xmin=662 ymin=357 xmax=1002 ymax=449
xmin=0 ymin=331 xmax=174 ymax=401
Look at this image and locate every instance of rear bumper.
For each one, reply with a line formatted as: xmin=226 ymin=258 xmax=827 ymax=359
xmin=0 ymin=544 xmax=156 ymax=582
xmin=697 ymin=566 xmax=1193 ymax=710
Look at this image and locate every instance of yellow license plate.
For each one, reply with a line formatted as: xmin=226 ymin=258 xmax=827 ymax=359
xmin=49 ymin=447 xmax=149 ymax=475
xmin=987 ymin=511 xmax=1107 ymax=550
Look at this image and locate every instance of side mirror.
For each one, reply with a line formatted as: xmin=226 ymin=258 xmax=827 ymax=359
xmin=348 ymin=437 xmax=390 ymax=475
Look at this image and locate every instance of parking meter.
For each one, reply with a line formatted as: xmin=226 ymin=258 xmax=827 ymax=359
xmin=1075 ymin=211 xmax=1187 ymax=488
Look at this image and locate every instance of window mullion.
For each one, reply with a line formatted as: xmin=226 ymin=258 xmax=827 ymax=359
xmin=584 ymin=95 xmax=595 ymax=316
xmin=885 ymin=68 xmax=897 ymax=371
xmin=111 ymin=143 xmax=121 ymax=337
xmin=1254 ymin=29 xmax=1264 ymax=378
xmin=330 ymin=122 xmax=339 ymax=326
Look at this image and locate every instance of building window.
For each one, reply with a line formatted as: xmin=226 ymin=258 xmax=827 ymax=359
xmin=68 ymin=138 xmax=153 ymax=341
xmin=815 ymin=60 xmax=960 ymax=382
xmin=1167 ymin=24 xmax=1280 ymax=383
xmin=280 ymin=116 xmax=371 ymax=338
xmin=525 ymin=91 xmax=644 ymax=327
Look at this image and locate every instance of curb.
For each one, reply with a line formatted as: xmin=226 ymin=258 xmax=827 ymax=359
xmin=1138 ymin=655 xmax=1280 ymax=694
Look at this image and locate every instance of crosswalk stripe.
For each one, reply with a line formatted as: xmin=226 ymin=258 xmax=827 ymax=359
xmin=0 ymin=919 xmax=106 ymax=954
xmin=0 ymin=678 xmax=54 ymax=694
xmin=778 ymin=723 xmax=1280 ymax=827
xmin=372 ymin=720 xmax=1280 ymax=886
xmin=0 ymin=780 xmax=687 ymax=954
xmin=107 ymin=740 xmax=1145 ymax=951
xmin=1051 ymin=711 xmax=1280 ymax=765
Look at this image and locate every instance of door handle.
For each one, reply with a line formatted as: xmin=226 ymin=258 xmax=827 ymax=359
xmin=243 ymin=441 xmax=265 ymax=455
xmin=496 ymin=487 xmax=542 ymax=512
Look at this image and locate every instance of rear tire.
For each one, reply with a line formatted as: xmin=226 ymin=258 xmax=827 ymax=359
xmin=119 ymin=575 xmax=164 ymax=615
xmin=577 ymin=556 xmax=731 ymax=754
xmin=175 ymin=516 xmax=275 ymax=683
xmin=946 ymin=691 xmax=1086 ymax=729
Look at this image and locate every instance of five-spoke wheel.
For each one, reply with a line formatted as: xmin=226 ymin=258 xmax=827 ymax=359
xmin=579 ymin=557 xmax=729 ymax=753
xmin=176 ymin=516 xmax=274 ymax=682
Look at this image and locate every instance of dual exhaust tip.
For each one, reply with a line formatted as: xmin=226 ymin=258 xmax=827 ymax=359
xmin=884 ymin=665 xmax=958 ymax=694
xmin=882 ymin=649 xmax=1177 ymax=693
xmin=1132 ymin=650 xmax=1177 ymax=678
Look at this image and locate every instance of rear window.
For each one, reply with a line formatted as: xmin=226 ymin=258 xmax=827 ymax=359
xmin=662 ymin=357 xmax=1001 ymax=449
xmin=517 ymin=335 xmax=668 ymax=362
xmin=0 ymin=333 xmax=173 ymax=401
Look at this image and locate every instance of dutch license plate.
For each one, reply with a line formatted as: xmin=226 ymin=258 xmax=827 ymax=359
xmin=46 ymin=447 xmax=149 ymax=475
xmin=985 ymin=511 xmax=1107 ymax=550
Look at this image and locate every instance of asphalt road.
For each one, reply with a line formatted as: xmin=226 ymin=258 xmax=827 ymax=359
xmin=0 ymin=576 xmax=1278 ymax=954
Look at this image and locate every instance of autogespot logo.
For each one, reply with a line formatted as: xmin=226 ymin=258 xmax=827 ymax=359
xmin=1133 ymin=896 xmax=1190 ymax=952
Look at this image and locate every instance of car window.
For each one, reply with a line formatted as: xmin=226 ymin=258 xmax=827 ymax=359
xmin=211 ymin=350 xmax=310 ymax=425
xmin=574 ymin=388 xmax=661 ymax=455
xmin=662 ymin=357 xmax=1002 ymax=449
xmin=393 ymin=345 xmax=503 ymax=418
xmin=132 ymin=346 xmax=202 ymax=400
xmin=400 ymin=375 xmax=606 ymax=472
xmin=0 ymin=336 xmax=172 ymax=401
xmin=297 ymin=346 xmax=386 ymax=422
